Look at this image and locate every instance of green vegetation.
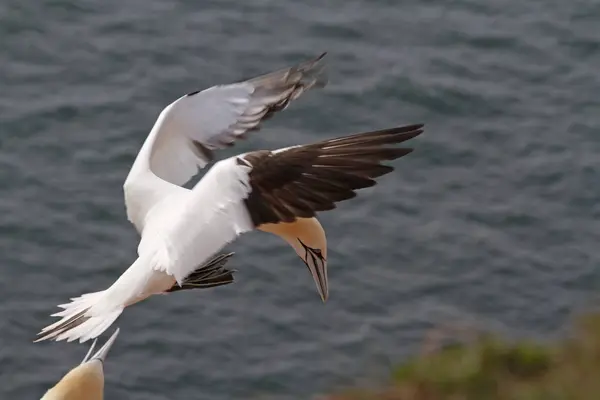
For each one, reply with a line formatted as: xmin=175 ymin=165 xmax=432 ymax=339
xmin=326 ymin=313 xmax=600 ymax=400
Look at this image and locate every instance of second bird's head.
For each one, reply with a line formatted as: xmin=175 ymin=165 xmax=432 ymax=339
xmin=40 ymin=328 xmax=120 ymax=400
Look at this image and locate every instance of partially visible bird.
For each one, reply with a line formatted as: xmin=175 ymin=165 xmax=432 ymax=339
xmin=36 ymin=122 xmax=424 ymax=344
xmin=40 ymin=328 xmax=120 ymax=400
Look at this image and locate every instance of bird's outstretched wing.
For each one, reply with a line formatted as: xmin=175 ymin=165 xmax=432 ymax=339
xmin=240 ymin=124 xmax=424 ymax=227
xmin=153 ymin=123 xmax=424 ymax=282
xmin=134 ymin=53 xmax=327 ymax=185
xmin=124 ymin=53 xmax=328 ymax=232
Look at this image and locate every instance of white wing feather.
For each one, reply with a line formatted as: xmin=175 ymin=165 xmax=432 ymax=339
xmin=139 ymin=157 xmax=255 ymax=284
xmin=37 ymin=55 xmax=327 ymax=343
xmin=145 ymin=84 xmax=256 ymax=186
xmin=123 ymin=54 xmax=326 ymax=232
xmin=34 ymin=157 xmax=256 ymax=344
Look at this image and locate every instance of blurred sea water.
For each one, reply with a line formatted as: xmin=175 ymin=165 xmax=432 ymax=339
xmin=1 ymin=0 xmax=599 ymax=398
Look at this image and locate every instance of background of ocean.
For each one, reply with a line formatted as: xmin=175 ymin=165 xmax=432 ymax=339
xmin=1 ymin=0 xmax=599 ymax=398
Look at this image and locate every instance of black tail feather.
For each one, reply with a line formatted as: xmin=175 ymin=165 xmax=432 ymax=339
xmin=166 ymin=252 xmax=236 ymax=293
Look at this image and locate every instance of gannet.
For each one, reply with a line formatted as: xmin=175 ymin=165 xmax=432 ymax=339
xmin=34 ymin=52 xmax=423 ymax=343
xmin=40 ymin=328 xmax=120 ymax=400
xmin=36 ymin=54 xmax=329 ymax=344
xmin=36 ymin=122 xmax=423 ymax=344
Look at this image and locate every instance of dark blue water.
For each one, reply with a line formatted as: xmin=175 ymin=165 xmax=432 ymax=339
xmin=1 ymin=0 xmax=599 ymax=398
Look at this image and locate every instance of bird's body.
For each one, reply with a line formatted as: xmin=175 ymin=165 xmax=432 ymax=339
xmin=40 ymin=328 xmax=120 ymax=400
xmin=35 ymin=53 xmax=424 ymax=344
xmin=36 ymin=53 xmax=330 ymax=343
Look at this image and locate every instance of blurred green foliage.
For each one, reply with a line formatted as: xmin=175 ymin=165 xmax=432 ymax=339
xmin=325 ymin=313 xmax=600 ymax=400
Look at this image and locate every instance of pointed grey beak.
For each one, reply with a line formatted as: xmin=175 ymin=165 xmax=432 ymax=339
xmin=82 ymin=328 xmax=120 ymax=364
xmin=298 ymin=239 xmax=328 ymax=302
xmin=80 ymin=337 xmax=98 ymax=365
xmin=306 ymin=255 xmax=328 ymax=302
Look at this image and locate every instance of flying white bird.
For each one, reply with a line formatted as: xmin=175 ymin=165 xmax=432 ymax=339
xmin=35 ymin=53 xmax=329 ymax=343
xmin=36 ymin=122 xmax=423 ymax=344
xmin=34 ymin=52 xmax=423 ymax=343
xmin=40 ymin=328 xmax=120 ymax=400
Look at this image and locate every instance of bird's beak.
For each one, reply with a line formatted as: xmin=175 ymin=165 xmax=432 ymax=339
xmin=81 ymin=337 xmax=98 ymax=364
xmin=83 ymin=328 xmax=120 ymax=364
xmin=298 ymin=239 xmax=328 ymax=302
xmin=307 ymin=256 xmax=328 ymax=302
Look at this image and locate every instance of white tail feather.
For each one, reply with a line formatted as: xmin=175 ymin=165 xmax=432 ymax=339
xmin=57 ymin=311 xmax=122 ymax=343
xmin=35 ymin=290 xmax=124 ymax=344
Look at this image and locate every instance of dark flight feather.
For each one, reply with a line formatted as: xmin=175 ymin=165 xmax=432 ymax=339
xmin=240 ymin=123 xmax=424 ymax=226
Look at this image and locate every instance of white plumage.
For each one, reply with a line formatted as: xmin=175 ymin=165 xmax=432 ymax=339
xmin=36 ymin=54 xmax=329 ymax=343
xmin=35 ymin=53 xmax=424 ymax=345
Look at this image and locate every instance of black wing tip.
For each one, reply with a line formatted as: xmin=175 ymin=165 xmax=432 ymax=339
xmin=401 ymin=128 xmax=424 ymax=140
xmin=315 ymin=52 xmax=328 ymax=61
xmin=186 ymin=53 xmax=327 ymax=98
xmin=300 ymin=51 xmax=327 ymax=66
xmin=292 ymin=52 xmax=328 ymax=80
xmin=351 ymin=123 xmax=425 ymax=141
xmin=398 ymin=148 xmax=414 ymax=157
xmin=386 ymin=124 xmax=424 ymax=142
xmin=392 ymin=123 xmax=424 ymax=133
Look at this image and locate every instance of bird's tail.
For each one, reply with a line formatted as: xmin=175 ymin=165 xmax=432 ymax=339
xmin=34 ymin=253 xmax=235 ymax=344
xmin=34 ymin=290 xmax=123 ymax=344
xmin=166 ymin=252 xmax=236 ymax=293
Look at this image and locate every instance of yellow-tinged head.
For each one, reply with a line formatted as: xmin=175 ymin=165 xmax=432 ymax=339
xmin=40 ymin=328 xmax=120 ymax=400
xmin=259 ymin=217 xmax=329 ymax=302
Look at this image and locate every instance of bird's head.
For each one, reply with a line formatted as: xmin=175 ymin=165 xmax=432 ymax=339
xmin=259 ymin=217 xmax=329 ymax=302
xmin=40 ymin=328 xmax=120 ymax=400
